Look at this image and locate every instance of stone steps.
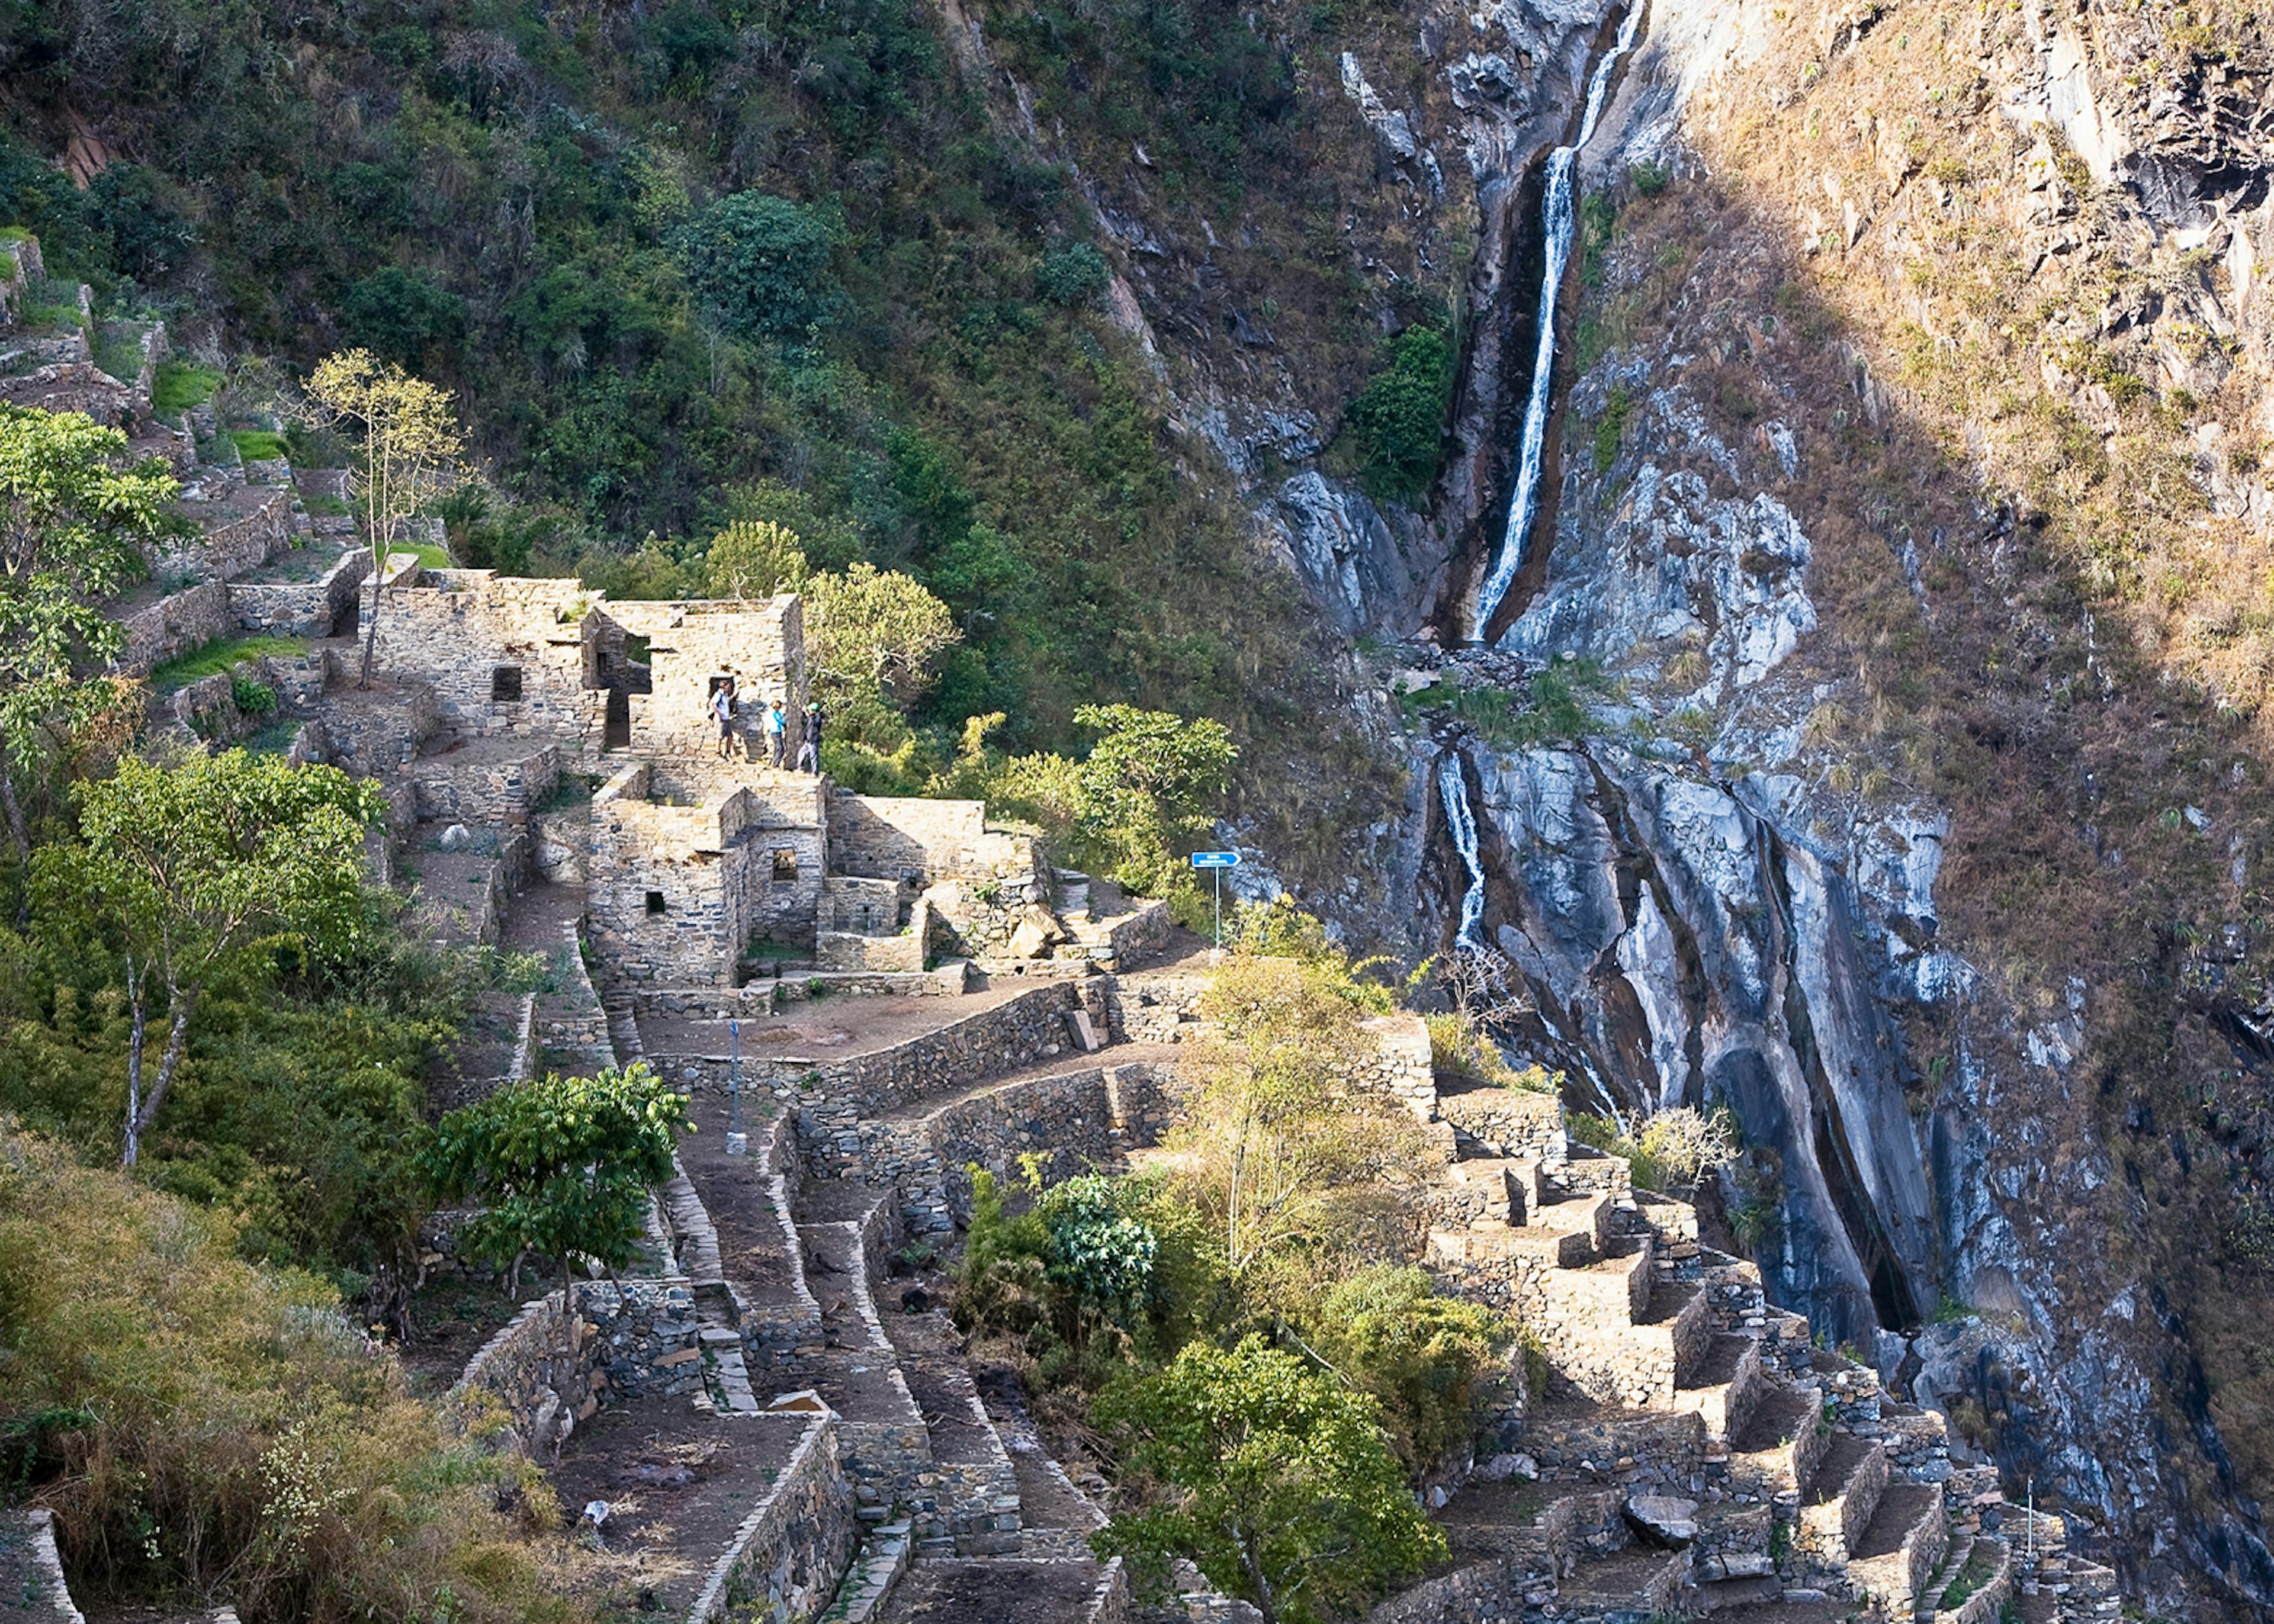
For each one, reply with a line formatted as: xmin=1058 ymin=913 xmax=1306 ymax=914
xmin=1848 ymin=1480 xmax=1949 ymax=1621
xmin=1672 ymin=1331 xmax=1765 ymax=1448
xmin=1553 ymin=1541 xmax=1690 ymax=1619
xmin=1796 ymin=1431 xmax=1888 ymax=1572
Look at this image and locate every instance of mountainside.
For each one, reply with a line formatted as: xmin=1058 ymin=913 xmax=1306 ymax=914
xmin=11 ymin=0 xmax=2274 ymax=1616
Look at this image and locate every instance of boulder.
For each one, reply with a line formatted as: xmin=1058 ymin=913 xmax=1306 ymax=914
xmin=1007 ymin=902 xmax=1064 ymax=959
xmin=1624 ymin=1493 xmax=1701 ymax=1546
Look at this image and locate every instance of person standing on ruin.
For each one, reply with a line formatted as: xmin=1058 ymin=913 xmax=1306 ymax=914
xmin=795 ymin=699 xmax=822 ymax=773
xmin=711 ymin=682 xmax=738 ymax=760
xmin=763 ymin=697 xmax=787 ymax=768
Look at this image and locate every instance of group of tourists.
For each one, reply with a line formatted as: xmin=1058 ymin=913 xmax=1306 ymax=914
xmin=709 ymin=682 xmax=822 ymax=772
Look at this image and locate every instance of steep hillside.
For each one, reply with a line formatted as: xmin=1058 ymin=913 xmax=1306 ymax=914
xmin=13 ymin=0 xmax=2274 ymax=1615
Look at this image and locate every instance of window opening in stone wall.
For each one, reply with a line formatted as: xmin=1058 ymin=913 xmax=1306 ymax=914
xmin=646 ymin=890 xmax=667 ymax=915
xmin=625 ymin=633 xmax=651 ymax=667
xmin=772 ymin=848 xmax=798 ymax=886
xmin=491 ymin=665 xmax=523 ymax=702
xmin=708 ymin=673 xmax=737 ymax=699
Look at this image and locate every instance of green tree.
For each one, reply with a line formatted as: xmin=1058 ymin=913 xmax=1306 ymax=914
xmin=342 ymin=266 xmax=465 ymax=368
xmin=804 ymin=561 xmax=961 ymax=726
xmin=672 ymin=191 xmax=841 ymax=340
xmin=1074 ymin=703 xmax=1236 ymax=893
xmin=306 ymin=349 xmax=464 ymax=684
xmin=701 ymin=518 xmax=807 ymax=599
xmin=0 ymin=405 xmax=176 ymax=856
xmin=1096 ymin=1334 xmax=1443 ymax=1624
xmin=418 ymin=1063 xmax=691 ymax=1298
xmin=1302 ymin=1265 xmax=1507 ymax=1474
xmin=39 ymin=750 xmax=383 ymax=1168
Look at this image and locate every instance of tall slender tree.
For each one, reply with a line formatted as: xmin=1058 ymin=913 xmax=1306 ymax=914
xmin=305 ymin=350 xmax=463 ymax=685
xmin=40 ymin=750 xmax=383 ymax=1168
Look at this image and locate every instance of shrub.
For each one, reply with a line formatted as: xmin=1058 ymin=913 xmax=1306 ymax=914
xmin=0 ymin=1124 xmax=576 ymax=1622
xmin=229 ymin=674 xmax=278 ymax=716
xmin=672 ymin=191 xmax=841 ymax=340
xmin=1345 ymin=325 xmax=1454 ymax=502
xmin=342 ymin=268 xmax=464 ymax=367
xmin=1035 ymin=242 xmax=1110 ymax=306
xmin=1302 ymin=1265 xmax=1508 ymax=1474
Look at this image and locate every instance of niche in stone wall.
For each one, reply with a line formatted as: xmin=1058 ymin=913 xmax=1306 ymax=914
xmin=646 ymin=890 xmax=667 ymax=914
xmin=492 ymin=665 xmax=523 ymax=702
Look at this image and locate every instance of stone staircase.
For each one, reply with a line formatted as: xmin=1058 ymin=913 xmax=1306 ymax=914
xmin=1411 ymin=1102 xmax=2112 ymax=1624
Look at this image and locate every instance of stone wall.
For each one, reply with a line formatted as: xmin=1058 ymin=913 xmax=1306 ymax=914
xmin=844 ymin=1063 xmax=1157 ymax=1235
xmin=828 ymin=791 xmax=1041 ymax=887
xmin=1435 ymin=1087 xmax=1565 ymax=1161
xmin=736 ymin=1111 xmax=824 ymax=1355
xmin=448 ymin=1277 xmax=705 ymax=1458
xmin=791 ymin=983 xmax=1109 ymax=1172
xmin=158 ymin=487 xmax=294 ymax=584
xmin=410 ymin=742 xmax=563 ymax=831
xmin=687 ymin=1415 xmax=858 ymax=1624
xmin=229 ymin=548 xmax=370 ymax=638
xmin=601 ymin=596 xmax=806 ymax=761
xmin=114 ymin=581 xmax=230 ymax=675
xmin=1356 ymin=1014 xmax=1436 ymax=1121
xmin=1099 ymin=970 xmax=1210 ymax=1043
xmin=365 ymin=571 xmax=605 ymax=748
xmin=587 ymin=763 xmax=830 ymax=984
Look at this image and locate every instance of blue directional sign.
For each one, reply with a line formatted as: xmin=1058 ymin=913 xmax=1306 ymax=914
xmin=1190 ymin=850 xmax=1241 ymax=869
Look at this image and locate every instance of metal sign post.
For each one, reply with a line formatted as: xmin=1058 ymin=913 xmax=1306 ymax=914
xmin=1190 ymin=851 xmax=1241 ymax=951
xmin=725 ymin=1018 xmax=746 ymax=1156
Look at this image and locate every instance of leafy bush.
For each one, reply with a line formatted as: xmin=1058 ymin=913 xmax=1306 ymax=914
xmin=229 ymin=674 xmax=278 ymax=716
xmin=672 ymin=191 xmax=841 ymax=340
xmin=342 ymin=267 xmax=464 ymax=366
xmin=0 ymin=1124 xmax=574 ymax=1622
xmin=1345 ymin=326 xmax=1454 ymax=502
xmin=1096 ymin=1334 xmax=1443 ymax=1624
xmin=1301 ymin=1265 xmax=1509 ymax=1474
xmin=1035 ymin=242 xmax=1110 ymax=306
xmin=419 ymin=1062 xmax=692 ymax=1294
xmin=1040 ymin=1172 xmax=1159 ymax=1324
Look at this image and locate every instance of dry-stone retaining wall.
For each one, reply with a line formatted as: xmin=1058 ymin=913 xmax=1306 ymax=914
xmin=793 ymin=983 xmax=1109 ymax=1176
xmin=688 ymin=1414 xmax=857 ymax=1624
xmin=230 ymin=548 xmax=370 ymax=637
xmin=114 ymin=581 xmax=230 ymax=674
xmin=449 ymin=1278 xmax=706 ymax=1457
xmin=1435 ymin=1086 xmax=1565 ymax=1160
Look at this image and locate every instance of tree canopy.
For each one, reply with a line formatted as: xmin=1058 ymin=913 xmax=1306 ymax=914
xmin=672 ymin=191 xmax=842 ymax=342
xmin=803 ymin=560 xmax=962 ymax=719
xmin=0 ymin=405 xmax=176 ymax=853
xmin=304 ymin=349 xmax=463 ymax=683
xmin=418 ymin=1062 xmax=692 ymax=1295
xmin=39 ymin=750 xmax=383 ymax=1167
xmin=1096 ymin=1334 xmax=1443 ymax=1624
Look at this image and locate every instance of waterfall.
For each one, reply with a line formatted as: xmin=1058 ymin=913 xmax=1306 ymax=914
xmin=1438 ymin=756 xmax=1488 ymax=948
xmin=1469 ymin=3 xmax=1645 ymax=640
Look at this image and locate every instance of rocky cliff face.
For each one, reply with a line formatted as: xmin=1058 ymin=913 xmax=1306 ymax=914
xmin=949 ymin=0 xmax=2274 ymax=1613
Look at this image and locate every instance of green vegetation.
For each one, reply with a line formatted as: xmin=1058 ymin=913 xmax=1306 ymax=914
xmin=419 ymin=1063 xmax=691 ymax=1298
xmin=0 ymin=405 xmax=176 ymax=852
xmin=0 ymin=1124 xmax=576 ymax=1623
xmin=146 ymin=634 xmax=310 ymax=691
xmin=229 ymin=428 xmax=289 ymax=462
xmin=1344 ymin=325 xmax=1455 ymax=502
xmin=1095 ymin=1336 xmax=1444 ymax=1624
xmin=1592 ymin=384 xmax=1636 ymax=474
xmin=1398 ymin=660 xmax=1617 ymax=748
xmin=39 ymin=751 xmax=384 ymax=1166
xmin=1565 ymin=1105 xmax=1737 ymax=1197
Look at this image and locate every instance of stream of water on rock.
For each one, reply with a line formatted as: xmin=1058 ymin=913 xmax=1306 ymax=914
xmin=1469 ymin=1 xmax=1644 ymax=640
xmin=1437 ymin=755 xmax=1488 ymax=948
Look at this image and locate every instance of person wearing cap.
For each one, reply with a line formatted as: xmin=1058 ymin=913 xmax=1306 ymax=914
xmin=795 ymin=700 xmax=823 ymax=773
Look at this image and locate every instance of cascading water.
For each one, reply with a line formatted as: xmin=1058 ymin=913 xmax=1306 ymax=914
xmin=1437 ymin=756 xmax=1488 ymax=948
xmin=1468 ymin=2 xmax=1645 ymax=641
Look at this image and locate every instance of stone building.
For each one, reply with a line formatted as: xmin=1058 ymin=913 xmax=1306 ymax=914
xmin=350 ymin=563 xmax=1165 ymax=988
